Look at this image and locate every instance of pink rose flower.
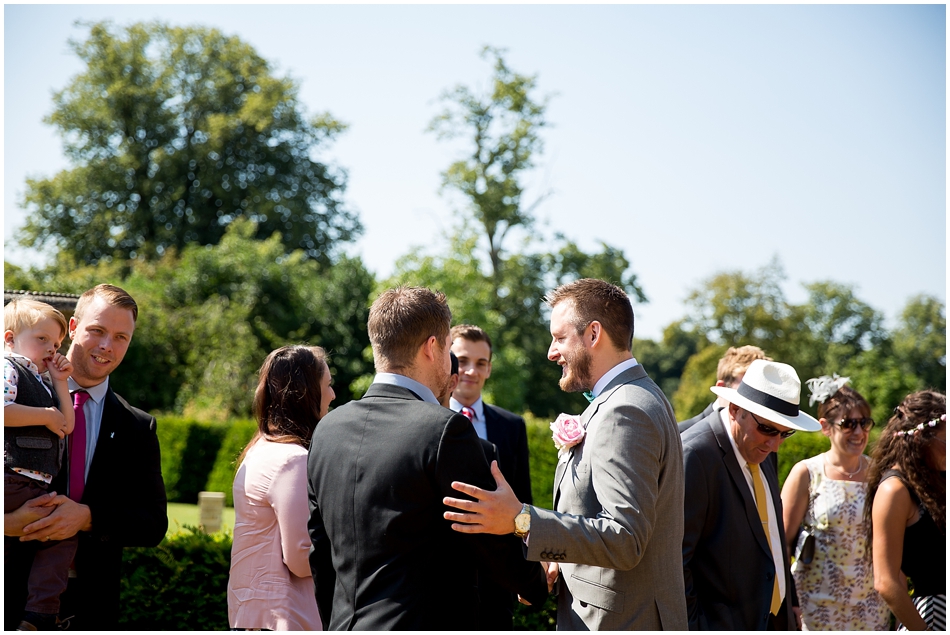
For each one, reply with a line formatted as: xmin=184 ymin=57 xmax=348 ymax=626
xmin=550 ymin=413 xmax=585 ymax=455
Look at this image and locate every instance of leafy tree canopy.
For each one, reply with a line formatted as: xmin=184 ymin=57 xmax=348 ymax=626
xmin=19 ymin=20 xmax=360 ymax=266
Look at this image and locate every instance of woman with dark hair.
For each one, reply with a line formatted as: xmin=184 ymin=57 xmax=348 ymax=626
xmin=866 ymin=390 xmax=945 ymax=631
xmin=227 ymin=345 xmax=334 ymax=631
xmin=781 ymin=376 xmax=888 ymax=630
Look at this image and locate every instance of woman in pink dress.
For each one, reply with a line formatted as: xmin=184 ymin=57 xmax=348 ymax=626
xmin=228 ymin=345 xmax=335 ymax=630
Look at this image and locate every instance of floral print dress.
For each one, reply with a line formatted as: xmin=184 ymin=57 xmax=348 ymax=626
xmin=791 ymin=454 xmax=890 ymax=631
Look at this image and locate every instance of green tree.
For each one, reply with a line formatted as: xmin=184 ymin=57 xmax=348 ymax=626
xmin=19 ymin=20 xmax=360 ymax=266
xmin=891 ymin=294 xmax=946 ymax=392
xmin=428 ymin=46 xmax=550 ymax=299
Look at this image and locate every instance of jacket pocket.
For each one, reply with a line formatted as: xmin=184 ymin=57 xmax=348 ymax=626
xmin=16 ymin=437 xmax=53 ymax=450
xmin=569 ymin=573 xmax=624 ymax=613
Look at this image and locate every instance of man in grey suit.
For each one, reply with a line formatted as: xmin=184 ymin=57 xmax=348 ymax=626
xmin=444 ymin=278 xmax=688 ymax=630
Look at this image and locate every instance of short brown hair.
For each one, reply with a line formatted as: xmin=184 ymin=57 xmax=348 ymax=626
xmin=3 ymin=298 xmax=68 ymax=339
xmin=717 ymin=346 xmax=770 ymax=386
xmin=368 ymin=287 xmax=452 ymax=372
xmin=74 ymin=284 xmax=138 ymax=323
xmin=544 ymin=278 xmax=633 ymax=352
xmin=450 ymin=324 xmax=493 ymax=360
xmin=815 ymin=384 xmax=871 ymax=421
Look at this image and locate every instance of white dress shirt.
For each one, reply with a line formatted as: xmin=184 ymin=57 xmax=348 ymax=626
xmin=449 ymin=396 xmax=487 ymax=440
xmin=590 ymin=357 xmax=640 ymax=399
xmin=372 ymin=373 xmax=440 ymax=406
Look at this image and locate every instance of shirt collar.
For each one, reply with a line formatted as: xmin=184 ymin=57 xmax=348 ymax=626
xmin=373 ymin=373 xmax=440 ymax=406
xmin=591 ymin=357 xmax=639 ymax=398
xmin=68 ymin=375 xmax=110 ymax=404
xmin=6 ymin=352 xmax=39 ymax=375
xmin=449 ymin=396 xmax=484 ymax=421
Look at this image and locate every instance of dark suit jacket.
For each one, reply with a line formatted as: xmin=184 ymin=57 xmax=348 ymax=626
xmin=5 ymin=387 xmax=167 ymax=630
xmin=307 ymin=383 xmax=547 ymax=630
xmin=483 ymin=403 xmax=532 ymax=505
xmin=678 ymin=401 xmax=716 ymax=435
xmin=681 ymin=412 xmax=793 ymax=630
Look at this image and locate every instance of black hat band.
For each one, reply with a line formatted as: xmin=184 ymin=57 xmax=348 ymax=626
xmin=737 ymin=382 xmax=799 ymax=417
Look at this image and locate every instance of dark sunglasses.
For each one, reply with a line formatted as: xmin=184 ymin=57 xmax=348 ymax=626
xmin=834 ymin=417 xmax=875 ymax=431
xmin=749 ymin=412 xmax=796 ymax=439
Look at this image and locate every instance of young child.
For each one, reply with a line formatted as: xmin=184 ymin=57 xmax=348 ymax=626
xmin=4 ymin=298 xmax=76 ymax=630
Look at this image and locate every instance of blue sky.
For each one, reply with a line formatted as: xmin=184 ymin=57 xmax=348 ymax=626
xmin=4 ymin=4 xmax=945 ymax=341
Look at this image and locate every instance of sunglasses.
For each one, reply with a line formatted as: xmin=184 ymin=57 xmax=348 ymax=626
xmin=749 ymin=412 xmax=796 ymax=439
xmin=834 ymin=417 xmax=875 ymax=431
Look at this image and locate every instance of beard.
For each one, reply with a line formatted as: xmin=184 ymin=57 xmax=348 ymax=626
xmin=558 ymin=346 xmax=594 ymax=393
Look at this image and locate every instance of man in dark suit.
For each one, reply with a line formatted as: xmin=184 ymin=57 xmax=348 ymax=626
xmin=681 ymin=359 xmax=820 ymax=630
xmin=448 ymin=327 xmax=532 ymax=629
xmin=307 ymin=287 xmax=547 ymax=630
xmin=678 ymin=345 xmax=769 ymax=434
xmin=4 ymin=284 xmax=168 ymax=630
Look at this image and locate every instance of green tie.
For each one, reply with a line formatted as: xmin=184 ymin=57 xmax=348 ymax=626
xmin=748 ymin=462 xmax=782 ymax=616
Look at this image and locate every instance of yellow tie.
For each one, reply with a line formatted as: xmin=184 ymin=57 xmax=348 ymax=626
xmin=748 ymin=462 xmax=782 ymax=616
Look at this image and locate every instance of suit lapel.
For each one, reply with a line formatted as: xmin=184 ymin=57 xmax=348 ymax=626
xmin=711 ymin=420 xmax=773 ymax=559
xmin=85 ymin=388 xmax=119 ymax=495
xmin=482 ymin=404 xmax=500 ymax=446
xmin=552 ymin=364 xmax=644 ymax=506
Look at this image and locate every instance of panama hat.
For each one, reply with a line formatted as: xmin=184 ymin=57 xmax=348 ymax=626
xmin=709 ymin=359 xmax=821 ymax=432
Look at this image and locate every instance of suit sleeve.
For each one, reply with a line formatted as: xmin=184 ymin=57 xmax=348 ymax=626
xmin=88 ymin=411 xmax=168 ymax=547
xmin=682 ymin=441 xmax=708 ymax=630
xmin=436 ymin=413 xmax=548 ymax=607
xmin=525 ymin=398 xmax=664 ymax=571
xmin=308 ymin=445 xmax=335 ymax=625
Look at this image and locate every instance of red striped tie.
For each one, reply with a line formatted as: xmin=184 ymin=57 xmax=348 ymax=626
xmin=69 ymin=391 xmax=90 ymax=502
xmin=461 ymin=407 xmax=475 ymax=422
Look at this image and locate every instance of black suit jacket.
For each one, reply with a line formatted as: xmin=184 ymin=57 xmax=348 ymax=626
xmin=5 ymin=387 xmax=167 ymax=630
xmin=483 ymin=403 xmax=532 ymax=505
xmin=678 ymin=401 xmax=717 ymax=435
xmin=308 ymin=383 xmax=547 ymax=630
xmin=681 ymin=412 xmax=793 ymax=631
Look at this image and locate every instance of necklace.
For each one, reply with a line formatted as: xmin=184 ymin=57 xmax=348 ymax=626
xmin=824 ymin=454 xmax=865 ymax=479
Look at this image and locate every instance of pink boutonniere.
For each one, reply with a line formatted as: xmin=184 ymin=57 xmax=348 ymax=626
xmin=550 ymin=413 xmax=585 ymax=456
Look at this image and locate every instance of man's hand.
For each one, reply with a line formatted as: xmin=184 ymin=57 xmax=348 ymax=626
xmin=21 ymin=497 xmax=91 ymax=542
xmin=792 ymin=606 xmax=803 ymax=630
xmin=443 ymin=461 xmax=523 ymax=535
xmin=543 ymin=560 xmax=559 ymax=593
xmin=4 ymin=491 xmax=62 ymax=536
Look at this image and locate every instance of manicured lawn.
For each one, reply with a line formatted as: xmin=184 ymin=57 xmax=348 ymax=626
xmin=166 ymin=502 xmax=235 ymax=537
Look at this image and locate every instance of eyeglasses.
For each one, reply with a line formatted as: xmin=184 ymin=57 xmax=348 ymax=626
xmin=834 ymin=417 xmax=875 ymax=431
xmin=749 ymin=411 xmax=796 ymax=439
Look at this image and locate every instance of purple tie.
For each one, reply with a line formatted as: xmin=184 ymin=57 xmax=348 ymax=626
xmin=461 ymin=407 xmax=475 ymax=422
xmin=69 ymin=391 xmax=89 ymax=502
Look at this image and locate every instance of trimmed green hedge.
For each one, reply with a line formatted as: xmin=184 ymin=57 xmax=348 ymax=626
xmin=120 ymin=527 xmax=231 ymax=630
xmin=204 ymin=419 xmax=258 ymax=506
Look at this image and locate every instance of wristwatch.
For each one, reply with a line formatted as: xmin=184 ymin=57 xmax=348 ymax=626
xmin=513 ymin=503 xmax=531 ymax=538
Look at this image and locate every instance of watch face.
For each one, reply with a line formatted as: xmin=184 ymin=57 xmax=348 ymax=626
xmin=515 ymin=513 xmax=530 ymax=533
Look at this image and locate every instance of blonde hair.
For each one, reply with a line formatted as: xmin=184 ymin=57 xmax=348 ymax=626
xmin=4 ymin=298 xmax=68 ymax=338
xmin=717 ymin=345 xmax=770 ymax=386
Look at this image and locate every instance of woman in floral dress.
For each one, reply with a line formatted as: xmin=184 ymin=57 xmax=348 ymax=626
xmin=781 ymin=376 xmax=889 ymax=630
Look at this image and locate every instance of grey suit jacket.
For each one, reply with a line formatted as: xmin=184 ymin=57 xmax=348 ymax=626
xmin=526 ymin=364 xmax=688 ymax=630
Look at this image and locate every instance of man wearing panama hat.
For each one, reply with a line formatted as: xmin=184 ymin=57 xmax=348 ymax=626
xmin=681 ymin=359 xmax=820 ymax=630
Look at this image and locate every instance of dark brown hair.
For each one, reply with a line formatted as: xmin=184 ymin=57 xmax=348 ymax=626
xmin=450 ymin=324 xmax=493 ymax=359
xmin=74 ymin=284 xmax=138 ymax=323
xmin=817 ymin=384 xmax=871 ymax=422
xmin=544 ymin=278 xmax=633 ymax=352
xmin=368 ymin=287 xmax=451 ymax=372
xmin=865 ymin=390 xmax=946 ymax=550
xmin=239 ymin=345 xmax=328 ymax=464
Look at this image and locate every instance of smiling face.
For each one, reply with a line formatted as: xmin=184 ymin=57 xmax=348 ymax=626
xmin=822 ymin=406 xmax=871 ymax=459
xmin=67 ymin=296 xmax=136 ymax=388
xmin=4 ymin=317 xmax=65 ymax=372
xmin=728 ymin=403 xmax=792 ymax=465
xmin=548 ymin=302 xmax=594 ymax=393
xmin=451 ymin=337 xmax=492 ymax=406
